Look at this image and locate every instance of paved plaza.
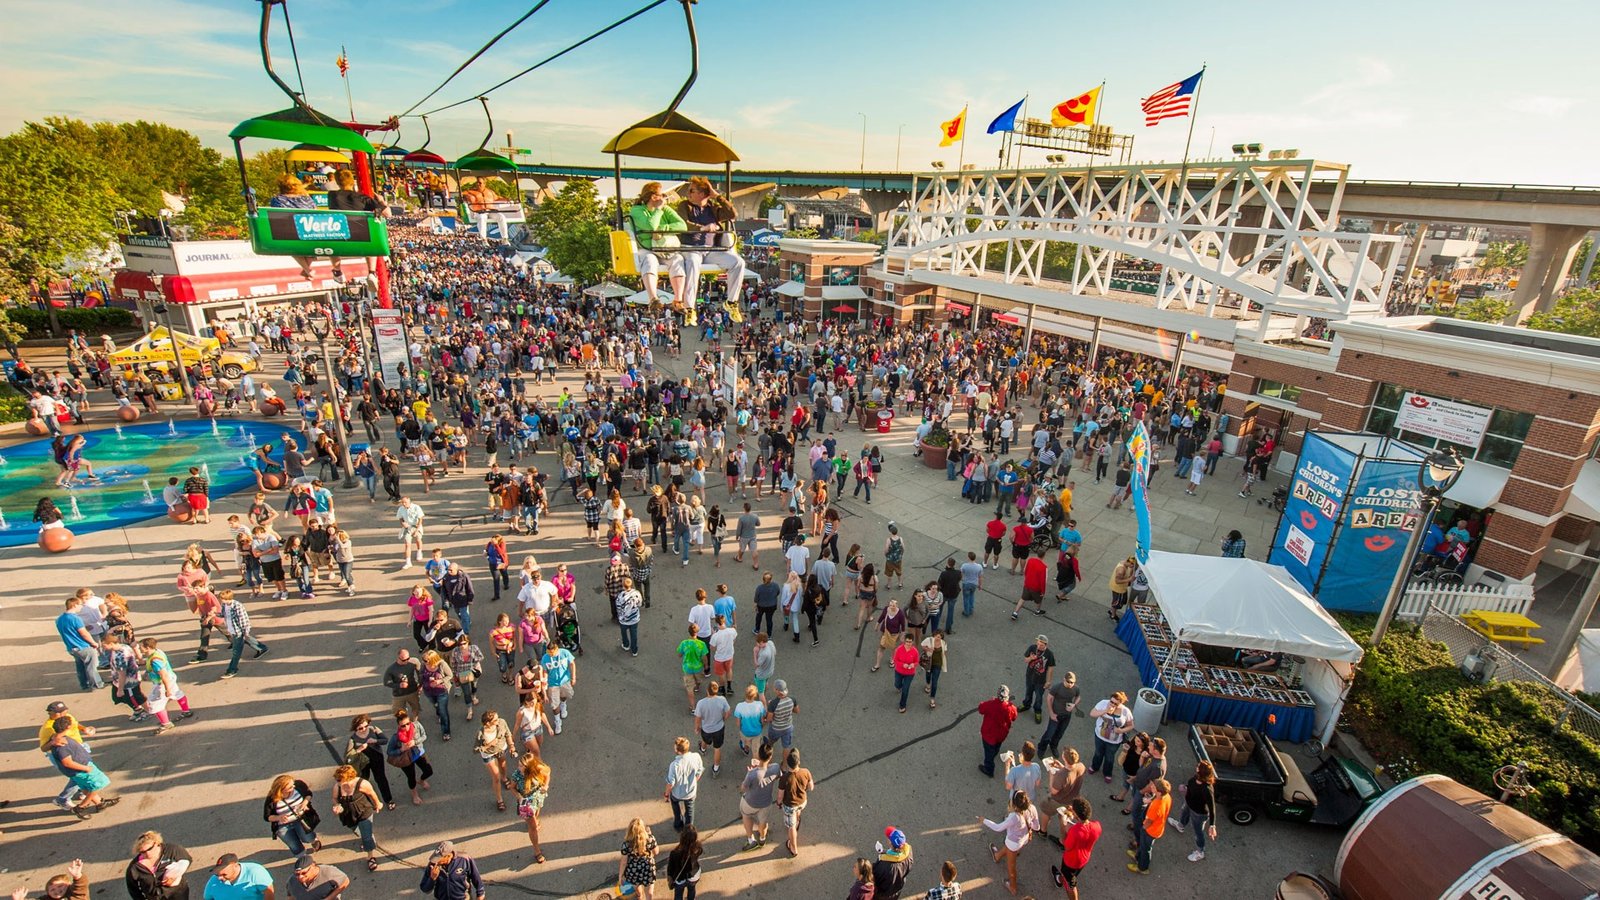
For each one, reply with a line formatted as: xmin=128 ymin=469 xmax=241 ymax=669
xmin=2 ymin=332 xmax=1342 ymax=898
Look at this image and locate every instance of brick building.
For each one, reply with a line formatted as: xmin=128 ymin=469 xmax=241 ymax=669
xmin=1225 ymin=318 xmax=1600 ymax=583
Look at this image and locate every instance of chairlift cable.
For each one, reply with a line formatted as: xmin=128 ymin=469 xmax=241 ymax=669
xmin=419 ymin=0 xmax=672 ymax=117
xmin=280 ymin=0 xmax=310 ymax=102
xmin=398 ymin=0 xmax=554 ymax=119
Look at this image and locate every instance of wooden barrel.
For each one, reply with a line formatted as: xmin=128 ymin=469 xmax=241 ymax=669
xmin=1336 ymin=775 xmax=1600 ymax=900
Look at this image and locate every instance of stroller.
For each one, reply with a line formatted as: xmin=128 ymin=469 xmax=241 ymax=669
xmin=554 ymin=605 xmax=583 ymax=656
xmin=1257 ymin=485 xmax=1288 ymax=512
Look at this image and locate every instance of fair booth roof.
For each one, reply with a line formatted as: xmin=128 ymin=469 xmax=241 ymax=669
xmin=1141 ymin=550 xmax=1364 ymax=663
xmin=584 ymin=282 xmax=635 ymax=299
xmin=774 ymin=281 xmax=806 ymax=297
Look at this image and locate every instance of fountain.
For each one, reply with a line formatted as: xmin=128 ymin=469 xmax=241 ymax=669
xmin=114 ymin=423 xmax=125 ymax=440
xmin=166 ymin=417 xmax=178 ymax=436
xmin=0 ymin=452 xmax=7 ymax=466
xmin=245 ymin=432 xmax=257 ymax=451
xmin=210 ymin=418 xmax=221 ymax=436
xmin=141 ymin=479 xmax=158 ymax=505
xmin=201 ymin=463 xmax=211 ymax=482
xmin=0 ymin=508 xmax=9 ymax=530
xmin=68 ymin=496 xmax=84 ymax=521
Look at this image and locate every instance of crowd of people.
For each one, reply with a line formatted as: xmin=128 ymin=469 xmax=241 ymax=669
xmin=23 ymin=205 xmax=1272 ymax=900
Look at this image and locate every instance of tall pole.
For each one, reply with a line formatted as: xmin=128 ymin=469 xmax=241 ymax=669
xmin=161 ymin=303 xmax=190 ymax=402
xmin=316 ymin=311 xmax=358 ymax=488
xmin=895 ymin=124 xmax=905 ymax=171
xmin=956 ymin=104 xmax=968 ymax=173
xmin=1176 ymin=65 xmax=1208 ymax=192
xmin=1371 ymin=493 xmax=1436 ymax=646
xmin=857 ymin=112 xmax=867 ymax=172
xmin=340 ymin=45 xmax=356 ymax=122
xmin=1546 ymin=550 xmax=1600 ymax=680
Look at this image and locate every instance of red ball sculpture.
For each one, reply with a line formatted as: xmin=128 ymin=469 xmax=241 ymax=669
xmin=25 ymin=417 xmax=48 ymax=436
xmin=261 ymin=472 xmax=285 ymax=491
xmin=167 ymin=500 xmax=194 ymax=523
xmin=116 ymin=405 xmax=142 ymax=423
xmin=38 ymin=528 xmax=74 ymax=553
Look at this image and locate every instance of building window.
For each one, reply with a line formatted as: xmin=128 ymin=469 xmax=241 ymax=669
xmin=1362 ymin=382 xmax=1533 ymax=469
xmin=1256 ymin=379 xmax=1302 ymax=403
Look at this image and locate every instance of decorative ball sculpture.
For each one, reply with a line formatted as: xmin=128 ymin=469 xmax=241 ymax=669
xmin=167 ymin=500 xmax=194 ymax=523
xmin=38 ymin=528 xmax=74 ymax=553
xmin=116 ymin=405 xmax=142 ymax=422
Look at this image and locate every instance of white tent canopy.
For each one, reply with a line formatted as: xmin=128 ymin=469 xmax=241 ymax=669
xmin=1557 ymin=629 xmax=1600 ymax=692
xmin=1142 ymin=550 xmax=1364 ymax=663
xmin=584 ymin=282 xmax=635 ymax=299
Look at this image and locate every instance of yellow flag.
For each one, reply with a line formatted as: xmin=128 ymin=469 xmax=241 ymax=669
xmin=938 ymin=107 xmax=967 ymax=147
xmin=1051 ymin=85 xmax=1101 ymax=129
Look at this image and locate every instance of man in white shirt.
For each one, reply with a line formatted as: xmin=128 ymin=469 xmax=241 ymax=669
xmin=663 ymin=736 xmax=705 ymax=831
xmin=784 ymin=539 xmax=810 ymax=580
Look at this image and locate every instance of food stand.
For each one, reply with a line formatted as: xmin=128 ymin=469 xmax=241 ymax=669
xmin=1116 ymin=550 xmax=1363 ymax=745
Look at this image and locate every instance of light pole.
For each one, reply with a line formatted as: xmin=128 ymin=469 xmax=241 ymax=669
xmin=857 ymin=112 xmax=867 ymax=172
xmin=895 ymin=124 xmax=905 ymax=171
xmin=306 ymin=303 xmax=359 ymax=488
xmin=1370 ymin=447 xmax=1465 ymax=646
xmin=148 ymin=273 xmax=189 ymax=403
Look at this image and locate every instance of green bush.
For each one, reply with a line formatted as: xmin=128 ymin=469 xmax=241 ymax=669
xmin=0 ymin=383 xmax=27 ymax=423
xmin=8 ymin=306 xmax=136 ymax=339
xmin=1339 ymin=614 xmax=1600 ymax=851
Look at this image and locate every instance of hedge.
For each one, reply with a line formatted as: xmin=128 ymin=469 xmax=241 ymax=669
xmin=9 ymin=307 xmax=137 ymax=339
xmin=0 ymin=383 xmax=27 ymax=424
xmin=1338 ymin=614 xmax=1600 ymax=851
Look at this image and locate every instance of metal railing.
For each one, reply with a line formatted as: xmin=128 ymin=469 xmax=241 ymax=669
xmin=1418 ymin=604 xmax=1600 ymax=747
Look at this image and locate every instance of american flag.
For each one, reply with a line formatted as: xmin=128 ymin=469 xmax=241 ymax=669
xmin=1140 ymin=70 xmax=1204 ymax=126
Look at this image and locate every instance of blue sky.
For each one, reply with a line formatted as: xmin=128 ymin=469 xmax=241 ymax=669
xmin=2 ymin=0 xmax=1594 ymax=184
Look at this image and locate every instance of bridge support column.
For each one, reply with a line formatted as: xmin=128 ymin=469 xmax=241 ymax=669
xmin=1578 ymin=232 xmax=1598 ymax=289
xmin=1512 ymin=223 xmax=1588 ymax=322
xmin=1023 ymin=303 xmax=1036 ymax=352
xmin=1170 ymin=331 xmax=1188 ymax=388
xmin=1402 ymin=221 xmax=1431 ymax=282
xmin=860 ymin=190 xmax=905 ymax=232
xmin=1087 ymin=315 xmax=1102 ymax=371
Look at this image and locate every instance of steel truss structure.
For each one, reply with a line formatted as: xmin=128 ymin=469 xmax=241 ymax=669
xmin=888 ymin=158 xmax=1405 ymax=339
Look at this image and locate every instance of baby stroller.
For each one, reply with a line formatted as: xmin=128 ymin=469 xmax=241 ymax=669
xmin=1257 ymin=485 xmax=1288 ymax=512
xmin=554 ymin=606 xmax=583 ymax=656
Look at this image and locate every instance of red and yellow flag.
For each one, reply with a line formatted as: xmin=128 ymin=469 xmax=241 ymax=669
xmin=336 ymin=53 xmax=349 ymax=77
xmin=1051 ymin=85 xmax=1101 ymax=129
xmin=938 ymin=106 xmax=967 ymax=147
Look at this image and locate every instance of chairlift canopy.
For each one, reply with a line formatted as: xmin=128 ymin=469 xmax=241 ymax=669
xmin=229 ymin=107 xmax=375 ymax=153
xmin=603 ymin=111 xmax=738 ymax=165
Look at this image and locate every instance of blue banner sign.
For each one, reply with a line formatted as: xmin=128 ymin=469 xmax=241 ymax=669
xmin=1268 ymin=432 xmax=1355 ymax=593
xmin=1319 ymin=459 xmax=1424 ymax=612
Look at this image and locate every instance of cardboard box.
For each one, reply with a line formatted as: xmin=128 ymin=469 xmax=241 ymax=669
xmin=1230 ymin=746 xmax=1252 ymax=767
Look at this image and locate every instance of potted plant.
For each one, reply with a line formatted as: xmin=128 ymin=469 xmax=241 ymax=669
xmin=919 ymin=420 xmax=953 ymax=469
xmin=857 ymin=400 xmax=881 ymax=431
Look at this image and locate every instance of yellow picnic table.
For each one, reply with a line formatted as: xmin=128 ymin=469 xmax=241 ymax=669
xmin=1462 ymin=610 xmax=1545 ymax=647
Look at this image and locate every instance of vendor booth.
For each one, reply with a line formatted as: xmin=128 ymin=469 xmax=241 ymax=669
xmin=1117 ymin=550 xmax=1364 ymax=745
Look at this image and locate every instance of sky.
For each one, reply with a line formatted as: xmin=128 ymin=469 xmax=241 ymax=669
xmin=1 ymin=0 xmax=1595 ymax=185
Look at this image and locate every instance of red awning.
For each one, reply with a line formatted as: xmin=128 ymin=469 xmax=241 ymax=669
xmin=946 ymin=301 xmax=971 ymax=314
xmin=113 ymin=258 xmax=369 ymax=306
xmin=832 ymin=304 xmax=858 ymax=314
xmin=993 ymin=313 xmax=1019 ymax=324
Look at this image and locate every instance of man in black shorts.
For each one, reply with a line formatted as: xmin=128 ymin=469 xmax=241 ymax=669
xmin=693 ymin=680 xmax=732 ymax=776
xmin=1052 ymin=797 xmax=1099 ymax=900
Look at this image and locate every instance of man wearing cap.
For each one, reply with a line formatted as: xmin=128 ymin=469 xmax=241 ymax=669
xmin=1019 ymin=635 xmax=1057 ymax=725
xmin=872 ymin=827 xmax=915 ymax=900
xmin=39 ymin=701 xmax=93 ymax=810
xmin=977 ymin=685 xmax=1019 ymax=777
xmin=420 ymin=841 xmax=484 ymax=900
xmin=203 ymin=854 xmax=273 ymax=900
xmin=284 ymin=854 xmax=347 ymax=900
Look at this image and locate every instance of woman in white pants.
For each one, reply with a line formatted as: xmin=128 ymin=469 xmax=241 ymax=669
xmin=675 ymin=176 xmax=747 ymax=315
xmin=628 ymin=182 xmax=689 ymax=306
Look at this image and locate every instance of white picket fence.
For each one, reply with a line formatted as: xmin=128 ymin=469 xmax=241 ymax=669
xmin=1396 ymin=581 xmax=1535 ymax=622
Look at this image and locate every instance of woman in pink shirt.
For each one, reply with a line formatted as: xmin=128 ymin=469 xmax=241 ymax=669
xmin=407 ymin=582 xmax=433 ymax=650
xmin=891 ymin=634 xmax=922 ymax=713
xmin=550 ymin=563 xmax=576 ymax=608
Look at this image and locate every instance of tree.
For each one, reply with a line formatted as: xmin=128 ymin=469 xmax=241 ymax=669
xmin=526 ymin=179 xmax=609 ymax=283
xmin=1480 ymin=240 xmax=1529 ymax=271
xmin=1444 ymin=296 xmax=1511 ymax=324
xmin=0 ymin=132 xmax=119 ymax=293
xmin=1526 ymin=288 xmax=1600 ymax=338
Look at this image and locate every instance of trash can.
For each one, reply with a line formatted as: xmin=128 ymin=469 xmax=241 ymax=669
xmin=1132 ymin=687 xmax=1167 ymax=734
xmin=876 ymin=409 xmax=894 ymax=434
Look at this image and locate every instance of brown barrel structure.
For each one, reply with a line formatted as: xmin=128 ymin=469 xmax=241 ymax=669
xmin=1336 ymin=775 xmax=1600 ymax=900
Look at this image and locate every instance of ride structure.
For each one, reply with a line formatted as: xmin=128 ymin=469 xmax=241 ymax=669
xmin=229 ymin=0 xmax=393 ymax=300
xmin=452 ymin=97 xmax=527 ymax=238
xmin=603 ymin=0 xmax=740 ymax=325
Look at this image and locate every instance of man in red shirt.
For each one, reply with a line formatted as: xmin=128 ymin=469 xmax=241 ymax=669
xmin=1008 ymin=520 xmax=1035 ymax=575
xmin=1052 ymin=797 xmax=1100 ymax=900
xmin=977 ymin=684 xmax=1018 ymax=777
xmin=983 ymin=514 xmax=1007 ymax=570
xmin=1012 ymin=550 xmax=1048 ymax=620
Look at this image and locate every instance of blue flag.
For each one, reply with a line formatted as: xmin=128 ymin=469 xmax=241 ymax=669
xmin=986 ymin=98 xmax=1026 ymax=135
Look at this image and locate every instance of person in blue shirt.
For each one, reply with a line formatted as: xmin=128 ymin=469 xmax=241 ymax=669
xmin=420 ymin=842 xmax=484 ymax=900
xmin=57 ymin=595 xmax=103 ymax=691
xmin=713 ymin=585 xmax=738 ymax=630
xmin=204 ymin=853 xmax=273 ymax=900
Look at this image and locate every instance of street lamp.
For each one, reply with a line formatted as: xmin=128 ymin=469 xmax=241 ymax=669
xmin=857 ymin=113 xmax=867 ymax=173
xmin=1371 ymin=447 xmax=1465 ymax=645
xmin=305 ymin=305 xmax=359 ymax=488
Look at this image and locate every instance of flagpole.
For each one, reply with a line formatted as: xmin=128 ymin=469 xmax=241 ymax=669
xmin=1012 ymin=95 xmax=1028 ymax=168
xmin=1177 ymin=65 xmax=1207 ymax=189
xmin=957 ymin=104 xmax=968 ymax=173
xmin=341 ymin=45 xmax=356 ymax=122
